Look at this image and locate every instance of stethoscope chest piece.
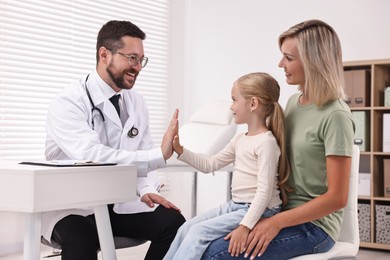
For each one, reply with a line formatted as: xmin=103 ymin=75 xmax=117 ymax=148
xmin=128 ymin=126 xmax=139 ymax=138
xmin=84 ymin=74 xmax=140 ymax=137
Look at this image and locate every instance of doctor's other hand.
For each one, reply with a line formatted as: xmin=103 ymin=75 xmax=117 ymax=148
xmin=161 ymin=109 xmax=179 ymax=160
xmin=141 ymin=193 xmax=181 ymax=212
xmin=173 ymin=135 xmax=183 ymax=155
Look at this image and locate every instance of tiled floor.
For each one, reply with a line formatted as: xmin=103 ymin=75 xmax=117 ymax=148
xmin=2 ymin=243 xmax=390 ymax=260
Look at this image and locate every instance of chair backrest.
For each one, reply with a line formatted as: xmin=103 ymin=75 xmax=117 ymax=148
xmin=338 ymin=145 xmax=360 ymax=244
xmin=178 ymin=100 xmax=237 ymax=154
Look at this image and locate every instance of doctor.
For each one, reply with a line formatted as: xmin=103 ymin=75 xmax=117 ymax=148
xmin=44 ymin=20 xmax=185 ymax=260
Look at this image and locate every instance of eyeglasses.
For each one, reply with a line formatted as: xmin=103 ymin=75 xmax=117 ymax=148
xmin=107 ymin=48 xmax=148 ymax=68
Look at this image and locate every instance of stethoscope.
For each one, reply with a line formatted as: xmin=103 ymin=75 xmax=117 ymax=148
xmin=84 ymin=74 xmax=139 ymax=138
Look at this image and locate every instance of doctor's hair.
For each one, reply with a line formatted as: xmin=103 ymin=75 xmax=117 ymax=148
xmin=278 ymin=19 xmax=345 ymax=107
xmin=234 ymin=72 xmax=292 ymax=205
xmin=96 ymin=20 xmax=146 ymax=62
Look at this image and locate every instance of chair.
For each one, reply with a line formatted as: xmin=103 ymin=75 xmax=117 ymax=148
xmin=290 ymin=145 xmax=360 ymax=260
xmin=41 ymin=235 xmax=147 ymax=257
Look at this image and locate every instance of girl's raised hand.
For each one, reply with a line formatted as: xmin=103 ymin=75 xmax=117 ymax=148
xmin=173 ymin=135 xmax=183 ymax=155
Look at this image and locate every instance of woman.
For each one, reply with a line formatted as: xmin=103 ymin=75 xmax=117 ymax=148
xmin=202 ymin=19 xmax=355 ymax=260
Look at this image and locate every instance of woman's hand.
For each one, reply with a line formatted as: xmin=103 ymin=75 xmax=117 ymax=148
xmin=225 ymin=225 xmax=250 ymax=257
xmin=244 ymin=217 xmax=281 ymax=259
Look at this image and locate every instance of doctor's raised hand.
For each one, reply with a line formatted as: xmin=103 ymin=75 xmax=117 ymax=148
xmin=161 ymin=109 xmax=179 ymax=160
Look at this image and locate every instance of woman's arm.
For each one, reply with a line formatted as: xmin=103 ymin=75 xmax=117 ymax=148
xmin=244 ymin=155 xmax=351 ymax=259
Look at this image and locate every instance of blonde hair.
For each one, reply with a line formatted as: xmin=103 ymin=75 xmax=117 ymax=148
xmin=235 ymin=72 xmax=292 ymax=205
xmin=279 ymin=19 xmax=346 ymax=107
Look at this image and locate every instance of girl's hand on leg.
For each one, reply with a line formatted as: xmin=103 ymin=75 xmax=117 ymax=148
xmin=225 ymin=225 xmax=249 ymax=257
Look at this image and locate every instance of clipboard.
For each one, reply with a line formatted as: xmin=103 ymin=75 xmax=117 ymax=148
xmin=19 ymin=160 xmax=117 ymax=167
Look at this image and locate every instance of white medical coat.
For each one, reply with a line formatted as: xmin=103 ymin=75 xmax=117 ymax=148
xmin=42 ymin=70 xmax=166 ymax=240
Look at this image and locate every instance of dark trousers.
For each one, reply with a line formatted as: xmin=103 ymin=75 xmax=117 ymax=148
xmin=52 ymin=205 xmax=185 ymax=260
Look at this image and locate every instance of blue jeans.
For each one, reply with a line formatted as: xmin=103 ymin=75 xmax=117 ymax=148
xmin=201 ymin=222 xmax=335 ymax=260
xmin=163 ymin=200 xmax=280 ymax=260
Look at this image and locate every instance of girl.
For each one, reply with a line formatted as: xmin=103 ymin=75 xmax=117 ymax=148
xmin=163 ymin=72 xmax=290 ymax=260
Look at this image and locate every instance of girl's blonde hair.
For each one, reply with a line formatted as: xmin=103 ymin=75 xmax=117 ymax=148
xmin=279 ymin=19 xmax=346 ymax=107
xmin=235 ymin=72 xmax=291 ymax=205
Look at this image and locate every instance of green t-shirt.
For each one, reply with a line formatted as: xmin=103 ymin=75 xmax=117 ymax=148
xmin=284 ymin=93 xmax=355 ymax=241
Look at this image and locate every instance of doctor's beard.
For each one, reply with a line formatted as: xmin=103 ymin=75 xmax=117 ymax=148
xmin=106 ymin=64 xmax=138 ymax=90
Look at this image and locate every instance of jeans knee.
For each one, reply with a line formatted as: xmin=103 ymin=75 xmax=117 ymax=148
xmin=187 ymin=223 xmax=207 ymax=239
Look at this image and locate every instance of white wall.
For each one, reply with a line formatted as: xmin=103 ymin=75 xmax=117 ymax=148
xmin=176 ymin=0 xmax=390 ymax=121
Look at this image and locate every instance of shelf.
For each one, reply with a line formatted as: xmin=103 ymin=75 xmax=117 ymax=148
xmin=372 ymin=152 xmax=390 ymax=156
xmin=345 ymin=59 xmax=390 ymax=250
xmin=360 ymin=242 xmax=390 ymax=251
xmin=351 ymin=107 xmax=371 ymax=111
xmin=373 ymin=107 xmax=390 ymax=110
xmin=372 ymin=197 xmax=390 ymax=202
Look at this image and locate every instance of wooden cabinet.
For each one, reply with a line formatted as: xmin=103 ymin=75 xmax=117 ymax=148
xmin=344 ymin=59 xmax=390 ymax=250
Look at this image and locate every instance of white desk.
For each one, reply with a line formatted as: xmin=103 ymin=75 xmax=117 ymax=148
xmin=0 ymin=161 xmax=137 ymax=260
